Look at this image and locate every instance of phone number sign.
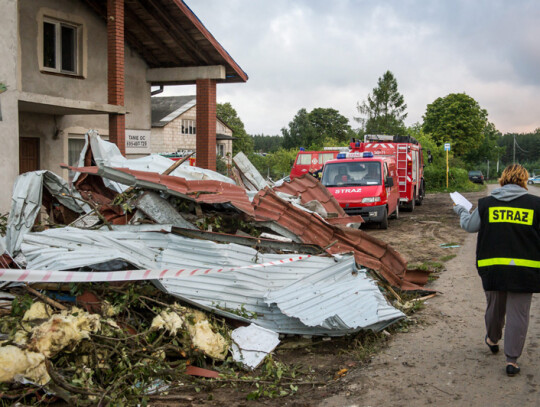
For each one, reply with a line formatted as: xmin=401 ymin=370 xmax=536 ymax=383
xmin=126 ymin=129 xmax=151 ymax=154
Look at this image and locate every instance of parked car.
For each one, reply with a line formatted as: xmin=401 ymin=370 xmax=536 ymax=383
xmin=468 ymin=170 xmax=484 ymax=184
xmin=528 ymin=175 xmax=540 ymax=185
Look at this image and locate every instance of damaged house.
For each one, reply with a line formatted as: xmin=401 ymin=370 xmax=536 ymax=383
xmin=0 ymin=0 xmax=248 ymax=213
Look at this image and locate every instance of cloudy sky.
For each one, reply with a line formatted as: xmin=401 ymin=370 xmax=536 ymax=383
xmin=164 ymin=0 xmax=540 ymax=136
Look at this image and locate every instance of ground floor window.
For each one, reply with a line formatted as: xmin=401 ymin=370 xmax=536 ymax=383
xmin=68 ymin=138 xmax=86 ymax=167
xmin=217 ymin=143 xmax=225 ymax=157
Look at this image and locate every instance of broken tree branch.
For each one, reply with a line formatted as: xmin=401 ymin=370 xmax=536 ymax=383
xmin=24 ymin=284 xmax=67 ymax=311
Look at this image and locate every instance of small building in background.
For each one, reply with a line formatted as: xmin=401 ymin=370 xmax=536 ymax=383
xmin=151 ymin=96 xmax=234 ymax=165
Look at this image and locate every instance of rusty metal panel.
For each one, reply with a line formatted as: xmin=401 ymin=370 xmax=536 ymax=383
xmin=273 ymin=174 xmax=347 ymax=217
xmin=252 ymin=188 xmax=429 ymax=291
xmin=66 ymin=165 xmax=255 ymax=217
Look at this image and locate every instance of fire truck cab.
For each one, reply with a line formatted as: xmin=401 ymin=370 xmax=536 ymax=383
xmin=321 ymin=151 xmax=399 ymax=229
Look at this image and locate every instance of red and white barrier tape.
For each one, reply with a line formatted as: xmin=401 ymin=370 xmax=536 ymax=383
xmin=0 ymin=255 xmax=311 ymax=283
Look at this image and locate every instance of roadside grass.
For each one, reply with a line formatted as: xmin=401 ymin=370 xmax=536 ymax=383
xmin=440 ymin=254 xmax=457 ymax=261
xmin=427 ymin=182 xmax=485 ymax=193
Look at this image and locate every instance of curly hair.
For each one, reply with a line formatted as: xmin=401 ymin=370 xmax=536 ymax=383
xmin=499 ymin=164 xmax=529 ymax=189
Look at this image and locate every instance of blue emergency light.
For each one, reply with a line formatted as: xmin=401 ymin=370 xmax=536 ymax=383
xmin=362 ymin=152 xmax=374 ymax=157
xmin=336 ymin=153 xmax=347 ymax=159
xmin=299 ymin=147 xmax=305 ymax=151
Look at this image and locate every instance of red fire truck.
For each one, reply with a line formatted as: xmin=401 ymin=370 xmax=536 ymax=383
xmin=320 ymin=135 xmax=425 ymax=228
xmin=290 ymin=149 xmax=341 ymax=179
xmin=358 ymin=135 xmax=425 ymax=210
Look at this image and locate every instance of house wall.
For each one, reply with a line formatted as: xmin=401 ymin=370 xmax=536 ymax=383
xmin=151 ymin=106 xmax=197 ymax=153
xmin=0 ymin=0 xmax=20 ymax=213
xmin=150 ymin=106 xmax=233 ymax=163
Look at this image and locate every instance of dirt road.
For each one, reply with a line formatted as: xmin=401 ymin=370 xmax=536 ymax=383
xmin=320 ymin=185 xmax=540 ymax=407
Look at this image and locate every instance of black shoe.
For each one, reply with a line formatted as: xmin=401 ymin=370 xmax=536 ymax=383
xmin=506 ymin=364 xmax=520 ymax=376
xmin=485 ymin=335 xmax=499 ymax=354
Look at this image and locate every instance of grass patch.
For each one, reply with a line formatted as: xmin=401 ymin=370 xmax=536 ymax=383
xmin=408 ymin=260 xmax=444 ymax=273
xmin=440 ymin=254 xmax=457 ymax=262
xmin=346 ymin=330 xmax=387 ymax=362
xmin=427 ymin=182 xmax=485 ymax=193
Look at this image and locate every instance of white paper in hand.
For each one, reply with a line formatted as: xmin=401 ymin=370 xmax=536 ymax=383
xmin=450 ymin=192 xmax=473 ymax=212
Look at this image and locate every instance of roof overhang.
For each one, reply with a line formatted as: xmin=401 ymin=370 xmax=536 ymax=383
xmin=83 ymin=0 xmax=248 ymax=84
xmin=147 ymin=65 xmax=225 ymax=86
xmin=18 ymin=92 xmax=127 ymax=115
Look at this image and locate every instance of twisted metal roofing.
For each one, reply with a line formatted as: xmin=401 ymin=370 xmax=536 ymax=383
xmin=20 ymin=228 xmax=404 ymax=335
xmin=273 ymin=174 xmax=347 ymax=218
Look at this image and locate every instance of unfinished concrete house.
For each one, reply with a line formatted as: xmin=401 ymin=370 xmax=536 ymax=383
xmin=0 ymin=0 xmax=247 ymax=213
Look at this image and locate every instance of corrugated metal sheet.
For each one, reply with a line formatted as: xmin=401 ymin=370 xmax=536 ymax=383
xmin=233 ymin=152 xmax=269 ymax=191
xmin=20 ymin=228 xmax=403 ymax=335
xmin=74 ymin=132 xmax=235 ymax=192
xmin=252 ymin=188 xmax=430 ymax=290
xmin=65 ymin=165 xmax=255 ymax=217
xmin=5 ymin=171 xmax=89 ymax=255
xmin=273 ymin=174 xmax=347 ymax=218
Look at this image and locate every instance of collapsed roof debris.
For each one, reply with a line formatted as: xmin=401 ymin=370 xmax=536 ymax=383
xmin=63 ymin=164 xmax=256 ymax=217
xmin=273 ymin=173 xmax=347 ymax=218
xmin=5 ymin=171 xmax=90 ymax=255
xmin=0 ymin=131 xmax=436 ymax=403
xmin=19 ymin=228 xmax=404 ymax=335
xmin=233 ymin=151 xmax=270 ymax=191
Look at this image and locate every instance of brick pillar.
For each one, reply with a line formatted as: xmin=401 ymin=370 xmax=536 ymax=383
xmin=196 ymin=79 xmax=217 ymax=170
xmin=107 ymin=0 xmax=125 ymax=155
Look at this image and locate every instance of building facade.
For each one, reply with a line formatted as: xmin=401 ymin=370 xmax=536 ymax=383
xmin=151 ymin=96 xmax=234 ymax=164
xmin=0 ymin=0 xmax=247 ymax=213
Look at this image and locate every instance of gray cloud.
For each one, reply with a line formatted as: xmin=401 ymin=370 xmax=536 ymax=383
xmin=164 ymin=0 xmax=540 ymax=135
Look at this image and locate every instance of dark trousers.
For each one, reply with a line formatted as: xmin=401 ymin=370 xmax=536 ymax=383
xmin=485 ymin=291 xmax=533 ymax=363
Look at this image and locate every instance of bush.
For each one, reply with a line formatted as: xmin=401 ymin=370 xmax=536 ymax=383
xmin=248 ymin=149 xmax=297 ymax=180
xmin=424 ymin=165 xmax=482 ymax=192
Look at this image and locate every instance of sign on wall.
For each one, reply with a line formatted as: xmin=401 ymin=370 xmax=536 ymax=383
xmin=126 ymin=129 xmax=151 ymax=154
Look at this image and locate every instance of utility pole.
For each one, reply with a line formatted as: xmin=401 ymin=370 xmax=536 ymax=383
xmin=513 ymin=134 xmax=516 ymax=164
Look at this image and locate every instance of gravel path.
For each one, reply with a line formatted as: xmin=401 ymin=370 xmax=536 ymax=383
xmin=319 ymin=185 xmax=540 ymax=407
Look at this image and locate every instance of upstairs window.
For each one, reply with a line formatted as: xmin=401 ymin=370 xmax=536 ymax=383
xmin=181 ymin=119 xmax=196 ymax=135
xmin=42 ymin=19 xmax=79 ymax=75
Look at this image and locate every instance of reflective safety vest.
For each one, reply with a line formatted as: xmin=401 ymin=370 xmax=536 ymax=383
xmin=476 ymin=193 xmax=540 ymax=292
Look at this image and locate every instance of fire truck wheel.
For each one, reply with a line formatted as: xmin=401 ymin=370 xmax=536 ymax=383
xmin=404 ymin=197 xmax=415 ymax=212
xmin=379 ymin=207 xmax=389 ymax=229
xmin=416 ymin=193 xmax=423 ymax=206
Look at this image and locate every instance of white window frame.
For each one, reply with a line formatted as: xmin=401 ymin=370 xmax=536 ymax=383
xmin=181 ymin=119 xmax=196 ymax=135
xmin=37 ymin=8 xmax=87 ymax=78
xmin=42 ymin=18 xmax=80 ymax=75
xmin=217 ymin=143 xmax=225 ymax=157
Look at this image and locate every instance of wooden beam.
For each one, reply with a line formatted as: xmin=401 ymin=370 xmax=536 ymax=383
xmin=133 ymin=0 xmax=201 ymax=65
xmin=124 ymin=3 xmax=183 ymax=65
xmin=146 ymin=0 xmax=214 ymax=65
xmin=125 ymin=31 xmax=161 ymax=67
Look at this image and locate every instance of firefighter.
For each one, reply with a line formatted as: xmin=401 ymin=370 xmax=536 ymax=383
xmin=453 ymin=164 xmax=540 ymax=376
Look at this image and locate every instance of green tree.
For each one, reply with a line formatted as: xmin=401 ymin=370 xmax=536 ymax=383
xmin=464 ymin=122 xmax=505 ymax=168
xmin=252 ymin=134 xmax=283 ymax=153
xmin=309 ymin=108 xmax=355 ymax=145
xmin=422 ymin=93 xmax=488 ymax=156
xmin=355 ymin=70 xmax=407 ymax=136
xmin=217 ymin=102 xmax=253 ymax=155
xmin=498 ymin=128 xmax=540 ymax=166
xmin=281 ymin=108 xmax=353 ymax=150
